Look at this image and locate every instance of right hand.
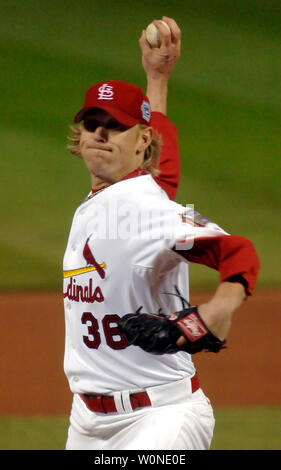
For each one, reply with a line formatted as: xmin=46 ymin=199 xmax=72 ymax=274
xmin=139 ymin=16 xmax=181 ymax=81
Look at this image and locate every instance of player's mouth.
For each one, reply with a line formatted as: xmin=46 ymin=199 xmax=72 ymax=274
xmin=87 ymin=145 xmax=112 ymax=152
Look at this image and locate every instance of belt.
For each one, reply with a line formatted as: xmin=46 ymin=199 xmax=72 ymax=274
xmin=80 ymin=374 xmax=200 ymax=414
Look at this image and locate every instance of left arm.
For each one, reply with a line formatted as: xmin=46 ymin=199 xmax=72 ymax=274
xmin=198 ymin=281 xmax=246 ymax=340
xmin=118 ymin=234 xmax=260 ymax=355
xmin=176 ymin=281 xmax=245 ymax=347
xmin=175 ymin=234 xmax=260 ymax=345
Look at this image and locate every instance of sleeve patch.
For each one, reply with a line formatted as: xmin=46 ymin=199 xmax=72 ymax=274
xmin=181 ymin=208 xmax=211 ymax=227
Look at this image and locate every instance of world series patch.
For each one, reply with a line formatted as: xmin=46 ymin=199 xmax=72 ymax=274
xmin=180 ymin=208 xmax=211 ymax=227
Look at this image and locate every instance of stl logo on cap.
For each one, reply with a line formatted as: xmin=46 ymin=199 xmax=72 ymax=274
xmin=98 ymin=83 xmax=114 ymax=101
xmin=141 ymin=101 xmax=151 ymax=123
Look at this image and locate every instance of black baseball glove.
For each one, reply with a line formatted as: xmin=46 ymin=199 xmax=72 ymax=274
xmin=118 ymin=306 xmax=226 ymax=355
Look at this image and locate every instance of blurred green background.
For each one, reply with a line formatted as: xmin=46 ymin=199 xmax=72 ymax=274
xmin=0 ymin=0 xmax=280 ymax=451
xmin=1 ymin=0 xmax=280 ymax=290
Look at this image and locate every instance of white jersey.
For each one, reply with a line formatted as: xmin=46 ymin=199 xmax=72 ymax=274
xmin=63 ymin=174 xmax=226 ymax=394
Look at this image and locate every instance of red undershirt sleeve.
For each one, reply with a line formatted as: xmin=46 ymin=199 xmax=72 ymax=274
xmin=173 ymin=234 xmax=260 ymax=296
xmin=150 ymin=112 xmax=180 ymax=201
xmin=150 ymin=115 xmax=260 ymax=296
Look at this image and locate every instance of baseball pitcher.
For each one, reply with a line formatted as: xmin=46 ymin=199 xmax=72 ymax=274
xmin=62 ymin=17 xmax=260 ymax=450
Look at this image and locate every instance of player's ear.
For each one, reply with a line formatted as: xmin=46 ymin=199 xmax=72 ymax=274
xmin=136 ymin=126 xmax=153 ymax=154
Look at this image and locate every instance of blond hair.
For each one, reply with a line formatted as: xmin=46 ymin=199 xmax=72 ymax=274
xmin=67 ymin=123 xmax=162 ymax=177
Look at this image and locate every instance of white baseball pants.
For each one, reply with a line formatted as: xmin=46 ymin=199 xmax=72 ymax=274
xmin=65 ymin=377 xmax=215 ymax=450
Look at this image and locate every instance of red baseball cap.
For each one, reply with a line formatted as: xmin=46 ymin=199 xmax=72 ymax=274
xmin=74 ymin=80 xmax=151 ymax=126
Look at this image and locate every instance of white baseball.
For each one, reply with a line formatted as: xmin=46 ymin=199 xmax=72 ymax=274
xmin=145 ymin=20 xmax=170 ymax=48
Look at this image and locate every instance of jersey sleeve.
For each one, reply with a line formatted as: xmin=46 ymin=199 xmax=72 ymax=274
xmin=166 ymin=206 xmax=260 ymax=296
xmin=174 ymin=234 xmax=260 ymax=296
xmin=151 ymin=111 xmax=180 ymax=201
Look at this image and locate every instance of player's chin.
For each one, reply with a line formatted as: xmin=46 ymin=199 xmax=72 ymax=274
xmin=85 ymin=151 xmax=113 ymax=171
xmin=90 ymin=161 xmax=115 ymax=180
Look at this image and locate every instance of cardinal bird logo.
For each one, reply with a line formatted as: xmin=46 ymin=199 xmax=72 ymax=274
xmin=82 ymin=237 xmax=106 ymax=279
xmin=63 ymin=237 xmax=106 ymax=279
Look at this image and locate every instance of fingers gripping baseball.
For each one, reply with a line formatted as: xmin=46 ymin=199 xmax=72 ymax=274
xmin=139 ymin=16 xmax=181 ymax=79
xmin=118 ymin=307 xmax=226 ymax=355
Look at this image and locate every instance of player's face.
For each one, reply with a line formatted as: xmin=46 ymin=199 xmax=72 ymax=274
xmin=79 ymin=110 xmax=152 ymax=185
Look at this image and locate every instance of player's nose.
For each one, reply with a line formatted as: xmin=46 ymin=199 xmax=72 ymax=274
xmin=92 ymin=126 xmax=108 ymax=142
